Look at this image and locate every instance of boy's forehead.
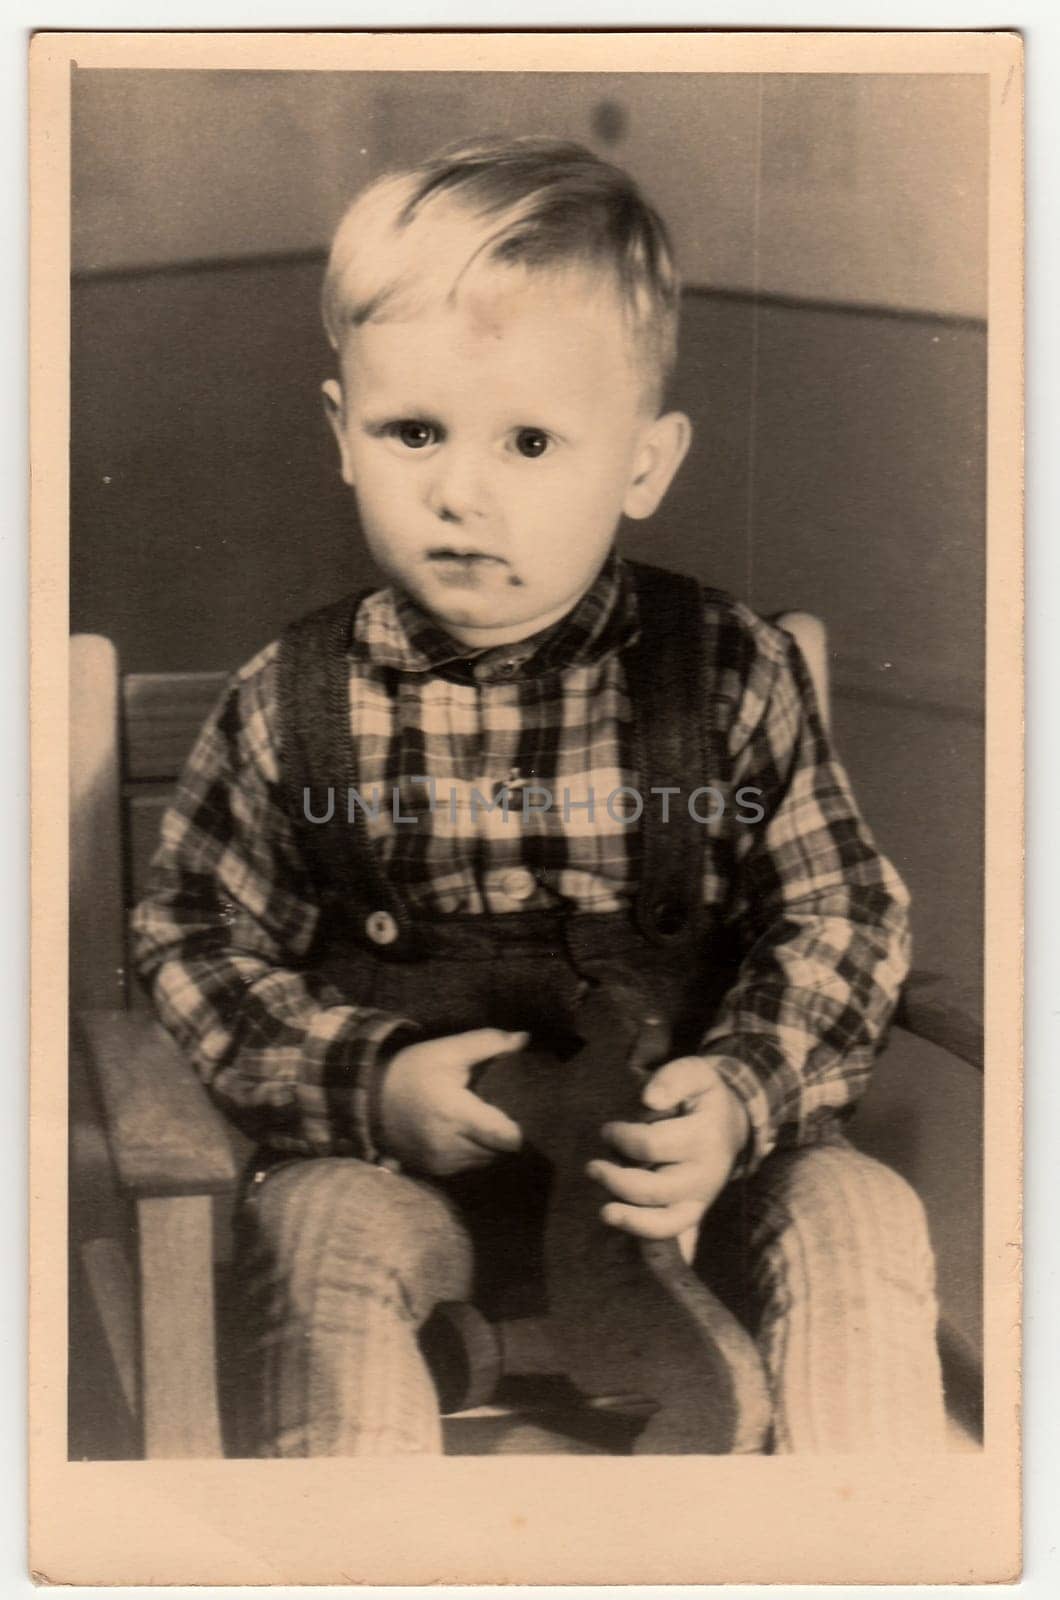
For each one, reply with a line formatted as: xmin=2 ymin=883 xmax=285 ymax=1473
xmin=456 ymin=263 xmax=615 ymax=333
xmin=340 ymin=273 xmax=641 ymax=402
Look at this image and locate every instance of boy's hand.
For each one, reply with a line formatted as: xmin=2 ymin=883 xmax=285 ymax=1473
xmin=379 ymin=1029 xmax=528 ymax=1176
xmin=587 ymin=1057 xmax=750 ymax=1240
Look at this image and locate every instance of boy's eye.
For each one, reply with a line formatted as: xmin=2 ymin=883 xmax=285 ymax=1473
xmin=514 ymin=428 xmax=551 ymax=459
xmin=389 ymin=420 xmax=436 ymax=450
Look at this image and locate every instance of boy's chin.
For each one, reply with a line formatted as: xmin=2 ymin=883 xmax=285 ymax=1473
xmin=406 ymin=575 xmax=569 ymax=643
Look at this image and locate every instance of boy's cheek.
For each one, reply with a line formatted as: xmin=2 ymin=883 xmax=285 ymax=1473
xmin=353 ymin=480 xmax=417 ymax=541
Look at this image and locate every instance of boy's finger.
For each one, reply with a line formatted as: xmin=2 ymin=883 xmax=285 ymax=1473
xmin=641 ymin=1055 xmax=723 ymax=1113
xmin=437 ymin=1028 xmax=529 ymax=1073
xmin=430 ymin=1137 xmax=499 ymax=1176
xmin=460 ymin=1027 xmax=530 ymax=1061
xmin=459 ymin=1092 xmax=524 ymax=1152
xmin=586 ymin=1157 xmax=707 ymax=1207
xmin=599 ymin=1198 xmax=705 ymax=1240
xmin=601 ymin=1112 xmax=704 ymax=1165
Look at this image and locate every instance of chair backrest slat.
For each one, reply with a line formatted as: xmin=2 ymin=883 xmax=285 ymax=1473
xmin=122 ymin=672 xmax=227 ymax=782
xmin=71 ymin=641 xmax=231 ymax=1010
xmin=127 ymin=792 xmax=174 ymax=914
xmin=774 ymin=610 xmax=831 ymax=732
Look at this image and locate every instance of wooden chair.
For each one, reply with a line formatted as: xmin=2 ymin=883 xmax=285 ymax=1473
xmin=68 ymin=620 xmax=984 ymax=1459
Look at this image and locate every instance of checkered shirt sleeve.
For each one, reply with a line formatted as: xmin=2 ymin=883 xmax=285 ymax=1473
xmin=129 ymin=642 xmax=420 ymax=1160
xmin=700 ymin=621 xmax=912 ymax=1171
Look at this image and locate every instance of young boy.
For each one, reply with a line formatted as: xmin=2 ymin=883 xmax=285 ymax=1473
xmin=132 ymin=136 xmax=946 ymax=1455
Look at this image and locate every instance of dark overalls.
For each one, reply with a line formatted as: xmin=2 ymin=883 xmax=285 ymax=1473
xmin=234 ymin=564 xmax=945 ymax=1455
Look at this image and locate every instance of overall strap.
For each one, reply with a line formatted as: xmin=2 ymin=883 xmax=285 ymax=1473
xmin=624 ymin=561 xmax=730 ymax=949
xmin=276 ymin=589 xmax=421 ymax=959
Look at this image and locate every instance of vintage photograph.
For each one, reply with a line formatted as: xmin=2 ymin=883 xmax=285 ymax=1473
xmin=32 ymin=29 xmax=1022 ymax=1587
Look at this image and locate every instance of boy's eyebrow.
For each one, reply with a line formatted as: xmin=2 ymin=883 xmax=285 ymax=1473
xmin=357 ymin=401 xmax=579 ymax=430
xmin=358 ymin=405 xmax=444 ymax=428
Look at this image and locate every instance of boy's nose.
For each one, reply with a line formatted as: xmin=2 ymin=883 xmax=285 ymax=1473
xmin=425 ymin=451 xmax=490 ymax=524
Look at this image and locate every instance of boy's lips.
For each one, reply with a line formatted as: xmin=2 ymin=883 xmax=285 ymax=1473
xmin=424 ymin=549 xmax=523 ymax=588
xmin=427 ymin=548 xmax=508 ymax=564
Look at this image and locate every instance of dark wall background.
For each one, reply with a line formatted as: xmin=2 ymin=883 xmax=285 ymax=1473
xmin=72 ymin=70 xmax=987 ymax=316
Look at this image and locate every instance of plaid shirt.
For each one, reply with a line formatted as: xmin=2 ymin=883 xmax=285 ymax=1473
xmin=132 ymin=558 xmax=911 ymax=1171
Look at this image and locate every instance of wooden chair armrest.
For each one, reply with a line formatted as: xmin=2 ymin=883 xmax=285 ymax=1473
xmin=894 ymin=971 xmax=984 ymax=1071
xmin=77 ymin=1010 xmax=239 ymax=1197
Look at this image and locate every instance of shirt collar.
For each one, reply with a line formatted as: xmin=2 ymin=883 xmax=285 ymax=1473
xmin=353 ymin=555 xmax=639 ymax=682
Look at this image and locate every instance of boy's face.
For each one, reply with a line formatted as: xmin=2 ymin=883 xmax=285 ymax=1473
xmin=323 ymin=273 xmax=691 ymax=647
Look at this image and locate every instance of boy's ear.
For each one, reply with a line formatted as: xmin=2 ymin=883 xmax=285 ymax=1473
xmin=622 ymin=410 xmax=693 ymax=521
xmin=321 ymin=378 xmax=355 ymax=487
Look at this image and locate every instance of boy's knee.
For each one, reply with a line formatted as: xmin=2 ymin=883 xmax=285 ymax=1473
xmin=242 ymin=1157 xmax=473 ymax=1322
xmin=754 ymin=1142 xmax=937 ymax=1295
xmin=247 ymin=1156 xmax=407 ymax=1246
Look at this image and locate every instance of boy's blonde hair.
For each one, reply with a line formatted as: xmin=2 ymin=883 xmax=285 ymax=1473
xmin=322 ymin=135 xmax=680 ymax=404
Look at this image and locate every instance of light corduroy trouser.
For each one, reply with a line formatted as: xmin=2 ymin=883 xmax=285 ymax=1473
xmin=234 ymin=1130 xmax=946 ymax=1456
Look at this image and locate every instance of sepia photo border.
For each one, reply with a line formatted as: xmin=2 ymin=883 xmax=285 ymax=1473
xmin=29 ymin=28 xmax=1023 ymax=1586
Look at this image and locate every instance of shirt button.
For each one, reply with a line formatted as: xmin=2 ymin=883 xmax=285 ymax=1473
xmin=365 ymin=909 xmax=400 ymax=946
xmin=475 ymin=658 xmax=520 ymax=683
xmin=498 ymin=867 xmax=537 ymax=902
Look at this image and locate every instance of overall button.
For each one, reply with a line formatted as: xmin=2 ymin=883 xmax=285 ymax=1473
xmin=365 ymin=909 xmax=400 ymax=946
xmin=497 ymin=867 xmax=537 ymax=901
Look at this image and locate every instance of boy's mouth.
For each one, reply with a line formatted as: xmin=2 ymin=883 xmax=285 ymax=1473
xmin=425 ymin=548 xmax=524 ymax=588
xmin=427 ymin=548 xmax=507 ymax=565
